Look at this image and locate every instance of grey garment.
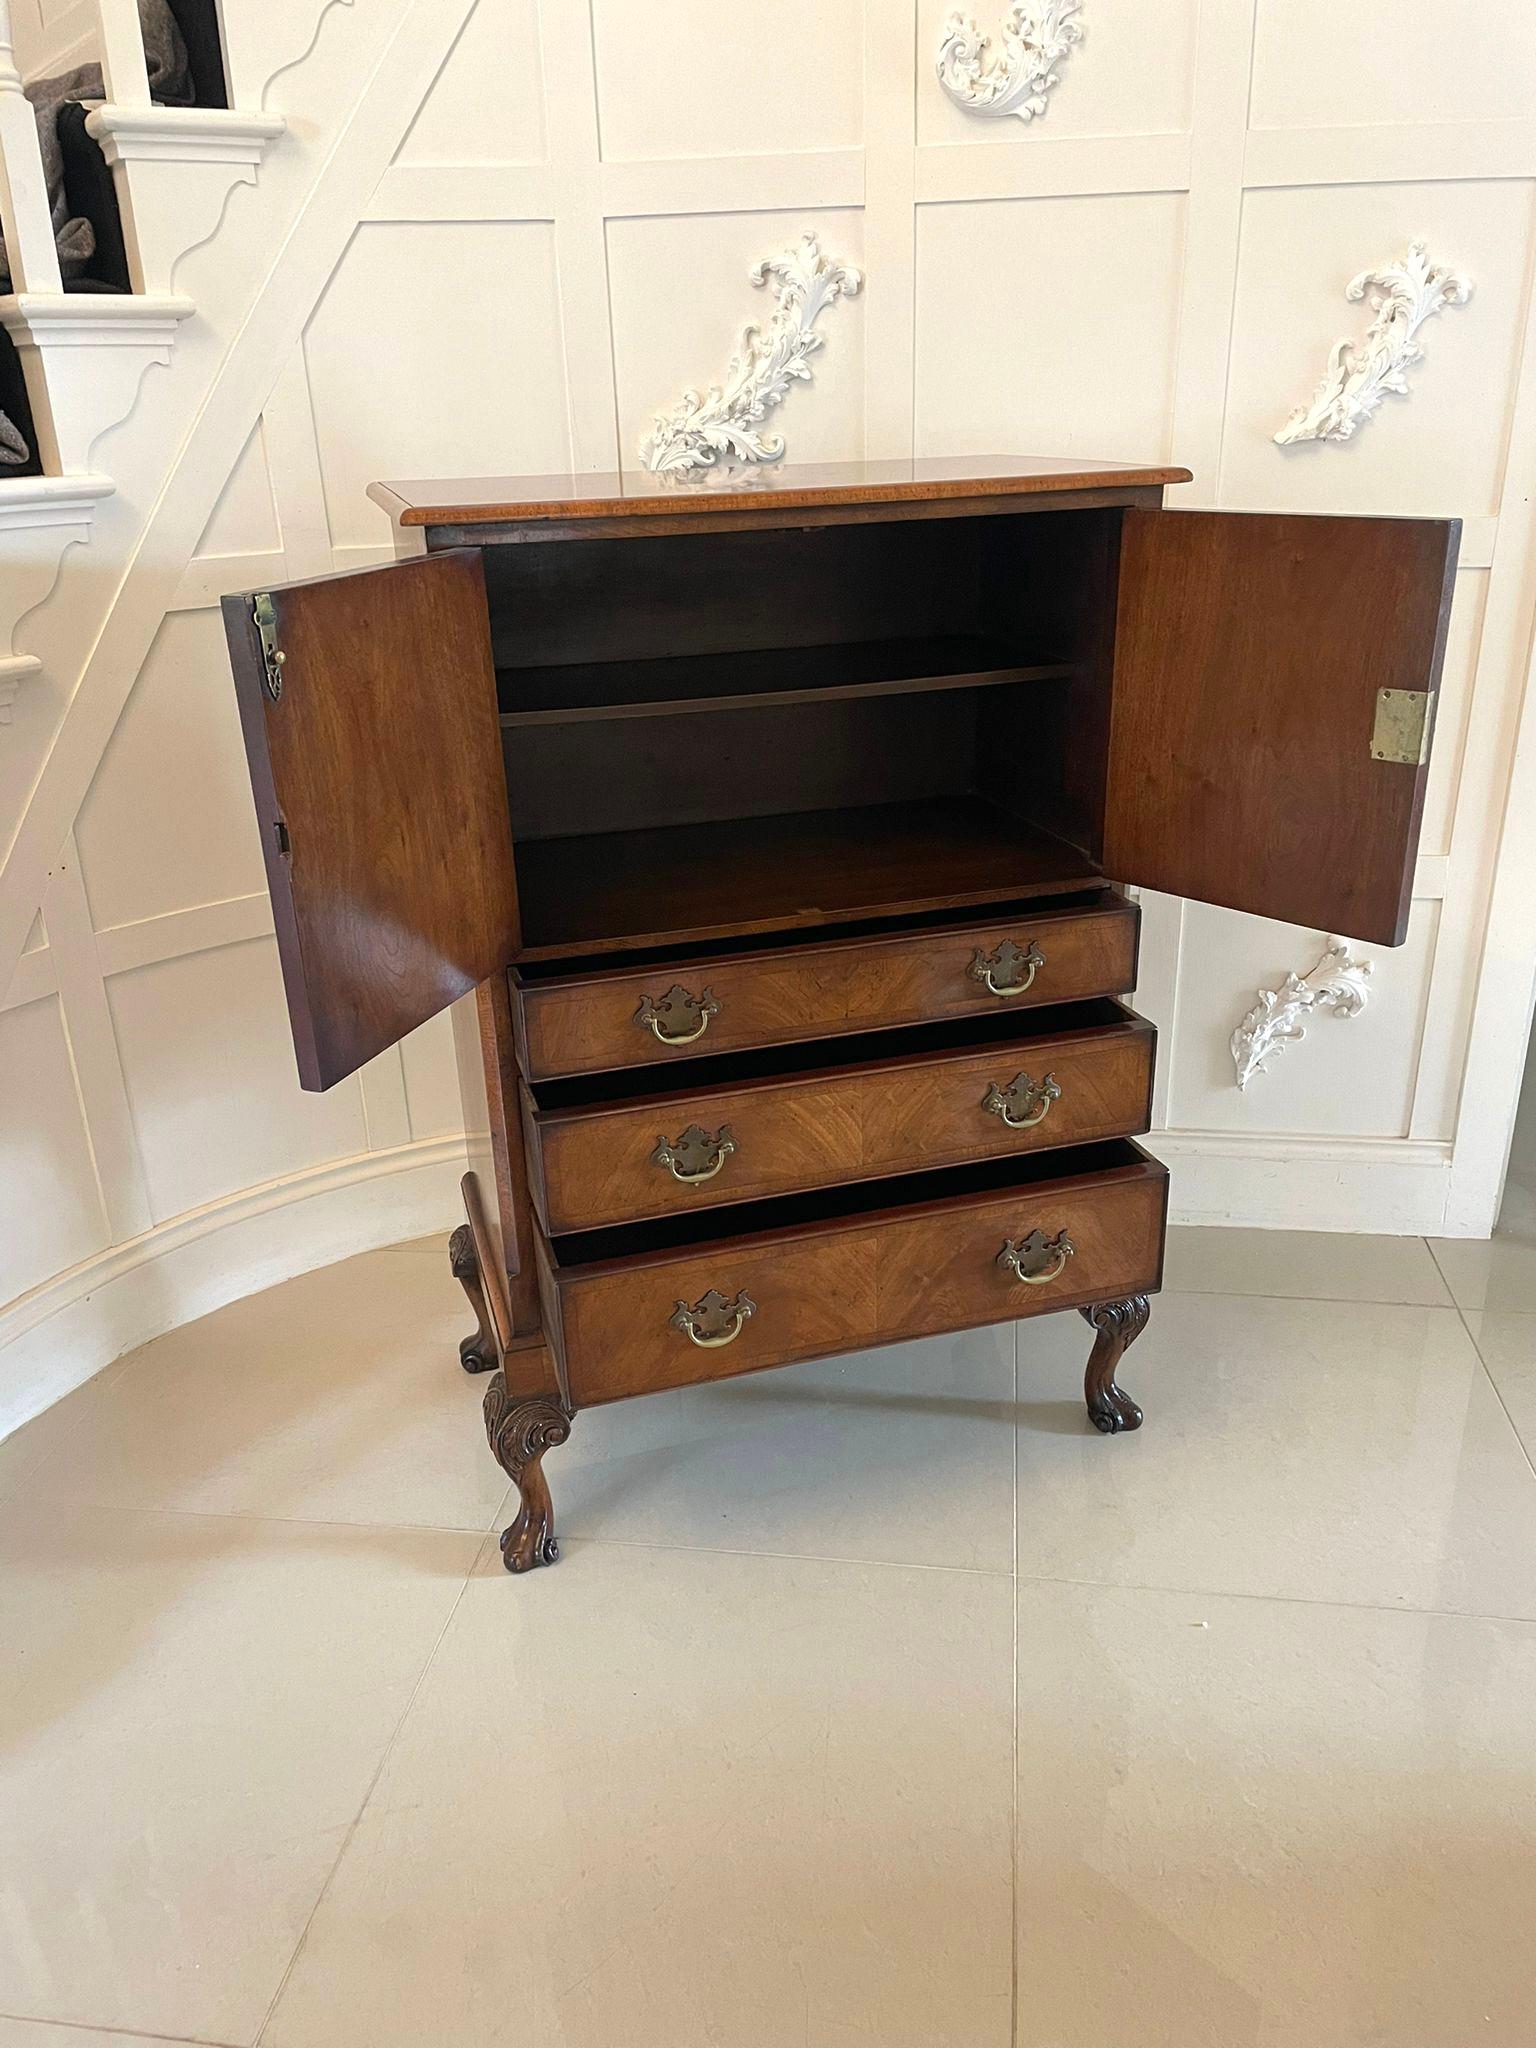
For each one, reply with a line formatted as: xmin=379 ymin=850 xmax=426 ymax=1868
xmin=0 ymin=0 xmax=191 ymax=291
xmin=1 ymin=411 xmax=29 ymax=465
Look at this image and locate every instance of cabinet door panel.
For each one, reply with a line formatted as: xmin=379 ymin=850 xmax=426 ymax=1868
xmin=222 ymin=551 xmax=519 ymax=1090
xmin=1103 ymin=509 xmax=1458 ymax=944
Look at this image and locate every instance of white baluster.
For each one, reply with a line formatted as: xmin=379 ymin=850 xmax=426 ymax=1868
xmin=0 ymin=0 xmax=63 ymax=292
xmin=89 ymin=0 xmax=152 ymax=108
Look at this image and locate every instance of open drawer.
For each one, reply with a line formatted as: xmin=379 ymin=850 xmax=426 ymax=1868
xmin=522 ymin=998 xmax=1155 ymax=1235
xmin=534 ymin=1139 xmax=1168 ymax=1408
xmin=510 ymin=890 xmax=1140 ymax=1081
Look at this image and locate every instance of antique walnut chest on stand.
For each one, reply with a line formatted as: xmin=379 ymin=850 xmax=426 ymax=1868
xmin=221 ymin=457 xmax=1457 ymax=1573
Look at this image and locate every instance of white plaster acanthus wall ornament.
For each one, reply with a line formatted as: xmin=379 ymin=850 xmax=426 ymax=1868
xmin=935 ymin=1 xmax=1083 ymax=122
xmin=1230 ymin=941 xmax=1374 ymax=1092
xmin=1275 ymin=241 xmax=1472 ymax=447
xmin=639 ymin=232 xmax=861 ymax=475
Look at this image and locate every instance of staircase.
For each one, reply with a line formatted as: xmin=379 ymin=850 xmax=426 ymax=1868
xmin=1 ymin=0 xmax=286 ymax=924
xmin=0 ymin=0 xmax=492 ymax=1431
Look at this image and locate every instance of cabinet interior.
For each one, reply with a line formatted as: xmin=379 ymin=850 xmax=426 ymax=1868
xmin=480 ymin=506 xmax=1121 ymax=957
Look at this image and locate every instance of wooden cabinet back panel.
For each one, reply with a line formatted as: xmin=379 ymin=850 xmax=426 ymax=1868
xmin=526 ymin=1008 xmax=1154 ymax=1233
xmin=513 ymin=894 xmax=1138 ymax=1079
xmin=546 ymin=1151 xmax=1166 ymax=1406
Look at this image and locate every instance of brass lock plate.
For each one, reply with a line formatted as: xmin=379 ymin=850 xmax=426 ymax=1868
xmin=1370 ymin=688 xmax=1431 ymax=766
xmin=252 ymin=591 xmax=285 ymax=702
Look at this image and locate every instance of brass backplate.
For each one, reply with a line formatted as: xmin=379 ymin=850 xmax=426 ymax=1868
xmin=1370 ymin=688 xmax=1431 ymax=766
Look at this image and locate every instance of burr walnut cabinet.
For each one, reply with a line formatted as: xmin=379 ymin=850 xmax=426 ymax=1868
xmin=220 ymin=456 xmax=1458 ymax=1572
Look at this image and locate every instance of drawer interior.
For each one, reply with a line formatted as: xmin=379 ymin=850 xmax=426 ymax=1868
xmin=512 ymin=886 xmax=1128 ymax=981
xmin=484 ymin=508 xmax=1121 ymax=957
xmin=527 ymin=997 xmax=1145 ymax=1113
xmin=545 ymin=1137 xmax=1158 ymax=1267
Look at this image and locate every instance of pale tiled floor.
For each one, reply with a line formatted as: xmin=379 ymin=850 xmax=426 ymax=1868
xmin=4 ymin=1218 xmax=1536 ymax=2046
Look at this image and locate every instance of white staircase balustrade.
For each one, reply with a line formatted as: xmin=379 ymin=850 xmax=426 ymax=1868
xmin=0 ymin=0 xmax=62 ymax=291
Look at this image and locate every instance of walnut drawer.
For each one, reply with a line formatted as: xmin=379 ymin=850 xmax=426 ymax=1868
xmin=510 ymin=890 xmax=1138 ymax=1081
xmin=522 ymin=999 xmax=1154 ymax=1235
xmin=534 ymin=1140 xmax=1167 ymax=1408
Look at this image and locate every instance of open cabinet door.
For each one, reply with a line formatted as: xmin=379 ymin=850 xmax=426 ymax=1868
xmin=222 ymin=551 xmax=520 ymax=1091
xmin=1102 ymin=510 xmax=1459 ymax=945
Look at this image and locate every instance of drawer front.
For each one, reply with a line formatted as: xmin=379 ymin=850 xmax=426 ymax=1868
xmin=526 ymin=1011 xmax=1154 ymax=1234
xmin=513 ymin=894 xmax=1138 ymax=1080
xmin=542 ymin=1154 xmax=1166 ymax=1407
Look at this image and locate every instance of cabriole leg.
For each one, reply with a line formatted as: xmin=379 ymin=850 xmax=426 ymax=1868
xmin=484 ymin=1373 xmax=571 ymax=1573
xmin=1079 ymin=1295 xmax=1149 ymax=1434
xmin=448 ymin=1223 xmax=498 ymax=1374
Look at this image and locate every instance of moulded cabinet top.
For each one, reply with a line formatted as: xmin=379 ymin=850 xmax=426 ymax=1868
xmin=367 ymin=454 xmax=1193 ymax=529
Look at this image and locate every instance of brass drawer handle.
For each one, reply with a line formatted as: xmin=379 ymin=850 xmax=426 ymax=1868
xmin=669 ymin=1288 xmax=756 ymax=1347
xmin=651 ymin=1123 xmax=737 ymax=1185
xmin=969 ymin=939 xmax=1044 ymax=998
xmin=982 ymin=1070 xmax=1060 ymax=1130
xmin=997 ymin=1227 xmax=1075 ymax=1287
xmin=635 ymin=984 xmax=720 ymax=1045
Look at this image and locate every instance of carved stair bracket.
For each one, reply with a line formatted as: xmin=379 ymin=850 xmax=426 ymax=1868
xmin=1276 ymin=241 xmax=1472 ymax=447
xmin=1230 ymin=939 xmax=1373 ymax=1091
xmin=639 ymin=232 xmax=862 ymax=476
xmin=935 ymin=2 xmax=1084 ymax=122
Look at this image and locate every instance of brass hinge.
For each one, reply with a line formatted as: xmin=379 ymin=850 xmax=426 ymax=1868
xmin=252 ymin=592 xmax=286 ymax=702
xmin=1371 ymin=688 xmax=1431 ymax=766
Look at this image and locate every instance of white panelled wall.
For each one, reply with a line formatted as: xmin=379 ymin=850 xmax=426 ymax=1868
xmin=6 ymin=0 xmax=1536 ymax=1433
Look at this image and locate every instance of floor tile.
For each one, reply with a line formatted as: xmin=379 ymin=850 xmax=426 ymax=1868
xmin=0 ymin=1499 xmax=478 ymax=2044
xmin=5 ymin=1251 xmax=508 ymax=1532
xmin=1428 ymin=1229 xmax=1536 ymax=1313
xmin=1163 ymin=1224 xmax=1451 ymax=1304
xmin=263 ymin=1541 xmax=1014 ymax=2048
xmin=0 ymin=2025 xmax=197 ymax=2047
xmin=0 ymin=1357 xmax=135 ymax=1498
xmin=555 ymin=1324 xmax=1016 ymax=1571
xmin=1013 ymin=1579 xmax=1536 ymax=2048
xmin=1463 ymin=1308 xmax=1536 ymax=1464
xmin=1014 ymin=1290 xmax=1536 ymax=1616
xmin=386 ymin=1233 xmax=445 ymax=1257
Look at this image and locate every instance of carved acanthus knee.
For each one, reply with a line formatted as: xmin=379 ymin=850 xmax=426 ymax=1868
xmin=1079 ymin=1295 xmax=1149 ymax=1434
xmin=483 ymin=1373 xmax=571 ymax=1573
xmin=449 ymin=1222 xmax=498 ymax=1374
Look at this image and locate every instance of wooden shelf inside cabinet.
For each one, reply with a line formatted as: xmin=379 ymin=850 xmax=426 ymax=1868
xmin=512 ymin=795 xmax=1103 ymax=958
xmin=497 ymin=636 xmax=1072 ymax=727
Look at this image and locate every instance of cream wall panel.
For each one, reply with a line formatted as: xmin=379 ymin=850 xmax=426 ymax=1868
xmin=0 ymin=996 xmax=110 ymax=1305
xmin=192 ymin=423 xmax=282 ymax=563
xmin=401 ymin=1012 xmax=464 ymax=1141
xmin=1251 ymin=2 xmax=1536 ymax=132
xmin=1222 ymin=180 xmax=1536 ymax=517
xmin=916 ymin=0 xmax=1197 ymax=147
xmin=22 ymin=915 xmax=46 ymax=955
xmin=607 ymin=208 xmax=867 ymax=473
xmin=914 ymin=192 xmax=1185 ymax=459
xmin=1420 ymin=569 xmax=1488 ymax=861
xmin=75 ymin=613 xmax=268 ymax=936
xmin=1167 ymin=902 xmax=1441 ymax=1140
xmin=395 ymin=0 xmax=546 ymax=167
xmin=304 ymin=220 xmax=570 ymax=552
xmin=106 ymin=940 xmax=369 ymax=1224
xmin=592 ymin=0 xmax=864 ymax=163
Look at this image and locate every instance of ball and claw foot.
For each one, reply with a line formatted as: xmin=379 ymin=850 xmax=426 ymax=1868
xmin=1079 ymin=1295 xmax=1149 ymax=1434
xmin=448 ymin=1223 xmax=499 ymax=1374
xmin=483 ymin=1372 xmax=571 ymax=1573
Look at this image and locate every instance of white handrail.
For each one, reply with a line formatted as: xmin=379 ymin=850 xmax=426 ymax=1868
xmin=87 ymin=0 xmax=151 ymax=108
xmin=0 ymin=0 xmax=63 ymax=292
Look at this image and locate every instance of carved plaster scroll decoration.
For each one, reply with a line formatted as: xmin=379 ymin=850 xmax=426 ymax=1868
xmin=639 ymin=232 xmax=862 ymax=475
xmin=1230 ymin=940 xmax=1374 ymax=1091
xmin=1275 ymin=241 xmax=1472 ymax=447
xmin=935 ymin=1 xmax=1083 ymax=122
